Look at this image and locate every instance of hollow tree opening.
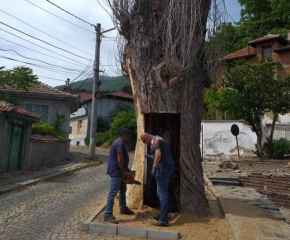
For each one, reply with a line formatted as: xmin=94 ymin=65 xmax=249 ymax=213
xmin=108 ymin=0 xmax=215 ymax=215
xmin=144 ymin=113 xmax=180 ymax=213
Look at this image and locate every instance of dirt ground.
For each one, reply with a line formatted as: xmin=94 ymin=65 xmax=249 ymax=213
xmin=95 ymin=188 xmax=236 ymax=240
xmin=203 ymin=158 xmax=290 ymax=178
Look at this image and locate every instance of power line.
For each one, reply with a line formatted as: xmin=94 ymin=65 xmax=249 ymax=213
xmin=0 ymin=28 xmax=88 ymax=66
xmin=71 ymin=63 xmax=93 ymax=83
xmin=0 ymin=48 xmax=83 ymax=72
xmin=25 ymin=0 xmax=95 ymax=34
xmin=37 ymin=76 xmax=66 ymax=82
xmin=45 ymin=0 xmax=95 ymax=27
xmin=74 ymin=70 xmax=94 ymax=92
xmin=0 ymin=8 xmax=94 ymax=57
xmin=0 ymin=37 xmax=88 ymax=68
xmin=0 ymin=55 xmax=81 ymax=76
xmin=0 ymin=21 xmax=92 ymax=61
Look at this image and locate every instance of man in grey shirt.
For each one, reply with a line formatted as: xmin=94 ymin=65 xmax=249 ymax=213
xmin=140 ymin=132 xmax=175 ymax=227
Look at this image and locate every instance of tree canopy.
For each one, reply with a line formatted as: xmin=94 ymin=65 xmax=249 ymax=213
xmin=214 ymin=0 xmax=290 ymax=55
xmin=0 ymin=66 xmax=38 ymax=90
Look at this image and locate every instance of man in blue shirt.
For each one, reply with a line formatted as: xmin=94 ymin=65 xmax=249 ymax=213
xmin=141 ymin=132 xmax=175 ymax=227
xmin=104 ymin=129 xmax=134 ymax=224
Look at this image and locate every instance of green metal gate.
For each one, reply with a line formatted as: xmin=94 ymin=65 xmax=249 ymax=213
xmin=4 ymin=122 xmax=25 ymax=172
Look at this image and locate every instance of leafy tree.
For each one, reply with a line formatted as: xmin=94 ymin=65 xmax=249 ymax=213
xmin=203 ymin=88 xmax=221 ymax=120
xmin=0 ymin=66 xmax=38 ymax=90
xmin=109 ymin=104 xmax=133 ymax=119
xmin=97 ymin=116 xmax=110 ymax=132
xmin=213 ymin=1 xmax=290 ymax=55
xmin=238 ymin=0 xmax=290 ymax=33
xmin=216 ymin=61 xmax=290 ymax=155
xmin=121 ymin=83 xmax=133 ymax=94
xmin=109 ymin=111 xmax=137 ymax=151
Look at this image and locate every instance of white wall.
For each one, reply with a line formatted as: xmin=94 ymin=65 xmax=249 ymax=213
xmin=201 ymin=121 xmax=257 ymax=159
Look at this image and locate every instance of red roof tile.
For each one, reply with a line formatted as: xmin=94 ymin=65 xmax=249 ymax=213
xmin=248 ymin=34 xmax=289 ymax=46
xmin=223 ymin=47 xmax=257 ymax=60
xmin=0 ymin=81 xmax=79 ymax=99
xmin=77 ymin=91 xmax=133 ymax=102
xmin=0 ymin=101 xmax=40 ymax=119
xmin=77 ymin=92 xmax=93 ymax=102
xmin=108 ymin=91 xmax=133 ymax=100
xmin=275 ymin=44 xmax=290 ymax=52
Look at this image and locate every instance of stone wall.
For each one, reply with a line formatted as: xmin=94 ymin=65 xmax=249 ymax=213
xmin=24 ymin=136 xmax=70 ymax=169
xmin=201 ymin=120 xmax=257 ymax=159
xmin=239 ymin=172 xmax=290 ymax=207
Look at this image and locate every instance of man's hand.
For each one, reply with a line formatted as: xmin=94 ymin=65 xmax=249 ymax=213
xmin=151 ymin=167 xmax=157 ymax=176
xmin=122 ymin=171 xmax=127 ymax=180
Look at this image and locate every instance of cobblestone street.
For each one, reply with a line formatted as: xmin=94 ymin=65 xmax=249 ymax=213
xmin=0 ymin=161 xmax=134 ymax=240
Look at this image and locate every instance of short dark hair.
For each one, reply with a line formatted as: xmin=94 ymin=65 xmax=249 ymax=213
xmin=119 ymin=129 xmax=132 ymax=137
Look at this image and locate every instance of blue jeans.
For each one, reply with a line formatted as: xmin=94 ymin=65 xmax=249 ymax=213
xmin=105 ymin=177 xmax=127 ymax=217
xmin=156 ymin=165 xmax=175 ymax=222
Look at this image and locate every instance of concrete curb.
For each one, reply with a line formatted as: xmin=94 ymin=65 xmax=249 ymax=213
xmin=0 ymin=162 xmax=99 ymax=196
xmin=83 ymin=202 xmax=179 ymax=240
xmin=206 ymin=177 xmax=241 ymax=240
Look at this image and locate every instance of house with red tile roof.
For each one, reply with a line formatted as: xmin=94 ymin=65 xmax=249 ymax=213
xmin=0 ymin=81 xmax=80 ymax=173
xmin=70 ymin=91 xmax=134 ymax=146
xmin=211 ymin=32 xmax=290 ymax=140
xmin=0 ymin=81 xmax=80 ymax=134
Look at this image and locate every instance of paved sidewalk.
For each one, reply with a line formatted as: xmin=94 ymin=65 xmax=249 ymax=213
xmin=210 ymin=186 xmax=290 ymax=240
xmin=0 ymin=152 xmax=102 ymax=196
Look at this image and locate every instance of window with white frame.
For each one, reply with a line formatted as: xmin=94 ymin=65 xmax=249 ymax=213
xmin=77 ymin=120 xmax=82 ymax=133
xmin=25 ymin=104 xmax=49 ymax=122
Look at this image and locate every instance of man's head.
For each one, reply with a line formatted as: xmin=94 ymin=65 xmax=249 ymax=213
xmin=119 ymin=129 xmax=132 ymax=143
xmin=140 ymin=132 xmax=153 ymax=144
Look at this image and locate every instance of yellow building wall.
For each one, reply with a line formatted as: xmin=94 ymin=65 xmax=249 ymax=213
xmin=69 ymin=117 xmax=88 ymax=145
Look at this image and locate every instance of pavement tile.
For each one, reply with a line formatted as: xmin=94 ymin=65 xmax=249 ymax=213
xmin=211 ymin=186 xmax=290 ymax=240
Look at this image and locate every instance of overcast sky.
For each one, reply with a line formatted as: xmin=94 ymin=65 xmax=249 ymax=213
xmin=0 ymin=0 xmax=241 ymax=87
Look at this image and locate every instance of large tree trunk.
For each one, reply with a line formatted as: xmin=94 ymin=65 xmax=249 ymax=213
xmin=112 ymin=0 xmax=212 ymax=215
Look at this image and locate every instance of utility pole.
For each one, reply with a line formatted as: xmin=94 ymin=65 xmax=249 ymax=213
xmin=88 ymin=23 xmax=101 ymax=160
xmin=88 ymin=24 xmax=116 ymax=160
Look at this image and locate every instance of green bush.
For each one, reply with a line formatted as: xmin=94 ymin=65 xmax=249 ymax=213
xmin=96 ymin=132 xmax=110 ymax=146
xmin=85 ymin=131 xmax=110 ymax=147
xmin=97 ymin=117 xmax=110 ymax=132
xmin=32 ymin=114 xmax=67 ymax=139
xmin=109 ymin=111 xmax=137 ymax=150
xmin=263 ymin=138 xmax=290 ymax=159
xmin=32 ymin=121 xmax=56 ymax=136
xmin=109 ymin=104 xmax=133 ymax=119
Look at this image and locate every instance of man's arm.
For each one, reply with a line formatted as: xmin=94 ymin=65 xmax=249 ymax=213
xmin=117 ymin=152 xmax=126 ymax=178
xmin=153 ymin=149 xmax=162 ymax=167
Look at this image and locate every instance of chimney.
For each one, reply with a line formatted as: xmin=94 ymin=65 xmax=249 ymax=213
xmin=63 ymin=78 xmax=72 ymax=93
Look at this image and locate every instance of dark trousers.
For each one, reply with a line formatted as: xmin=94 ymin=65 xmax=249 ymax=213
xmin=156 ymin=165 xmax=175 ymax=222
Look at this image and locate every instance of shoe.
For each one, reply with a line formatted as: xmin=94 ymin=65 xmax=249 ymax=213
xmin=120 ymin=207 xmax=134 ymax=215
xmin=104 ymin=215 xmax=119 ymax=224
xmin=152 ymin=220 xmax=169 ymax=227
xmin=153 ymin=214 xmax=160 ymax=221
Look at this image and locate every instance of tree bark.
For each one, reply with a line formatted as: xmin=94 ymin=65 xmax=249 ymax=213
xmin=117 ymin=0 xmax=212 ymax=215
xmin=269 ymin=113 xmax=278 ymax=143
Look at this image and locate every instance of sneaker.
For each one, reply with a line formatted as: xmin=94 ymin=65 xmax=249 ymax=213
xmin=120 ymin=207 xmax=134 ymax=215
xmin=152 ymin=220 xmax=169 ymax=227
xmin=104 ymin=215 xmax=119 ymax=224
xmin=153 ymin=214 xmax=160 ymax=221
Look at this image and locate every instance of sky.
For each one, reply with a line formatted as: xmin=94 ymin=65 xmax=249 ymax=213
xmin=0 ymin=0 xmax=242 ymax=87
